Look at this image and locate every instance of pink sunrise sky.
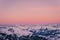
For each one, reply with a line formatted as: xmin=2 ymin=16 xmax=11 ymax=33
xmin=0 ymin=0 xmax=60 ymax=24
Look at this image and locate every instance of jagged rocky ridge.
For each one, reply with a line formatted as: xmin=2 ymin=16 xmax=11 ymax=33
xmin=0 ymin=24 xmax=60 ymax=40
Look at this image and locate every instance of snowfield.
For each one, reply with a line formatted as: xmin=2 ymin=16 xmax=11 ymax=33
xmin=0 ymin=24 xmax=60 ymax=40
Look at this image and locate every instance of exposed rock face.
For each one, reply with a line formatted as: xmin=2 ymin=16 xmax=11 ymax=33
xmin=0 ymin=24 xmax=60 ymax=40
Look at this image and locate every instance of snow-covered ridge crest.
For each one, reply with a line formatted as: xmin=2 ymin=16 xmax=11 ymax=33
xmin=0 ymin=26 xmax=33 ymax=37
xmin=0 ymin=24 xmax=60 ymax=37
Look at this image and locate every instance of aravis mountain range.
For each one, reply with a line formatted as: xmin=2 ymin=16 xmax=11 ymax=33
xmin=0 ymin=24 xmax=60 ymax=40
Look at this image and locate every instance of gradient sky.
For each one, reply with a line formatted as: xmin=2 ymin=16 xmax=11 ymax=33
xmin=0 ymin=0 xmax=60 ymax=24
